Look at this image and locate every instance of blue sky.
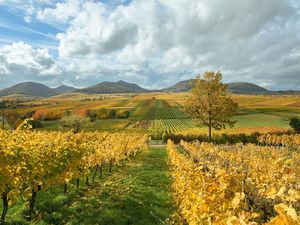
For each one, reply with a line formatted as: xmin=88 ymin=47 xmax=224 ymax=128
xmin=0 ymin=0 xmax=300 ymax=90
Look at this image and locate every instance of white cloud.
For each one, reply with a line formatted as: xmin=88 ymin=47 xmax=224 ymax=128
xmin=0 ymin=42 xmax=62 ymax=87
xmin=1 ymin=0 xmax=300 ymax=90
xmin=37 ymin=0 xmax=82 ymax=23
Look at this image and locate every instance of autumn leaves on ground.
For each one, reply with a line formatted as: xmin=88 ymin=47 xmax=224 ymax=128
xmin=4 ymin=145 xmax=174 ymax=225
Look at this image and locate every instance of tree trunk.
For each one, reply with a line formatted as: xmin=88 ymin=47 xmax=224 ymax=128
xmin=109 ymin=159 xmax=113 ymax=173
xmin=63 ymin=182 xmax=67 ymax=194
xmin=99 ymin=163 xmax=103 ymax=178
xmin=92 ymin=165 xmax=99 ymax=182
xmin=28 ymin=185 xmax=41 ymax=220
xmin=1 ymin=192 xmax=8 ymax=224
xmin=76 ymin=178 xmax=80 ymax=189
xmin=208 ymin=114 xmax=212 ymax=142
xmin=86 ymin=176 xmax=89 ymax=186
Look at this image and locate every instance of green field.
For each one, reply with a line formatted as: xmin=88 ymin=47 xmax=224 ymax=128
xmin=3 ymin=93 xmax=300 ymax=135
xmin=234 ymin=113 xmax=290 ymax=128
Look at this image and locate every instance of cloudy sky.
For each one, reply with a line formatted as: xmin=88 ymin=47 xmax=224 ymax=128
xmin=0 ymin=0 xmax=299 ymax=90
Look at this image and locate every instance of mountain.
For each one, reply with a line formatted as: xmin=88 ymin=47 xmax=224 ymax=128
xmin=0 ymin=82 xmax=58 ymax=97
xmin=163 ymin=80 xmax=270 ymax=94
xmin=162 ymin=79 xmax=194 ymax=92
xmin=227 ymin=82 xmax=270 ymax=94
xmin=0 ymin=80 xmax=297 ymax=97
xmin=77 ymin=80 xmax=148 ymax=94
xmin=53 ymin=85 xmax=77 ymax=94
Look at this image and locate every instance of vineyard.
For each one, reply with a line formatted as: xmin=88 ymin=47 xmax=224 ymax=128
xmin=1 ymin=94 xmax=300 ymax=224
xmin=167 ymin=140 xmax=300 ymax=224
xmin=258 ymin=134 xmax=300 ymax=147
xmin=130 ymin=99 xmax=188 ymax=120
xmin=0 ymin=127 xmax=148 ymax=224
xmin=130 ymin=99 xmax=194 ymax=135
xmin=148 ymin=119 xmax=193 ymax=134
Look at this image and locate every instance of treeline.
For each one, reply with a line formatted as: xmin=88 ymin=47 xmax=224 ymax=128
xmin=3 ymin=108 xmax=131 ymax=129
xmin=161 ymin=131 xmax=294 ymax=145
xmin=32 ymin=108 xmax=130 ymax=121
xmin=162 ymin=133 xmax=260 ymax=144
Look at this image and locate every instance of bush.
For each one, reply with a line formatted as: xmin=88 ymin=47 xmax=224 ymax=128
xmin=107 ymin=109 xmax=116 ymax=119
xmin=95 ymin=108 xmax=117 ymax=119
xmin=60 ymin=114 xmax=90 ymax=133
xmin=33 ymin=109 xmax=63 ymax=121
xmin=116 ymin=110 xmax=130 ymax=118
xmin=289 ymin=117 xmax=300 ymax=133
xmin=162 ymin=132 xmax=261 ymax=145
xmin=96 ymin=108 xmax=108 ymax=119
xmin=28 ymin=119 xmax=43 ymax=128
xmin=89 ymin=112 xmax=97 ymax=122
xmin=75 ymin=109 xmax=91 ymax=117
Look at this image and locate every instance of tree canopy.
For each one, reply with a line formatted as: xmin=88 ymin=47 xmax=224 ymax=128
xmin=183 ymin=71 xmax=239 ymax=141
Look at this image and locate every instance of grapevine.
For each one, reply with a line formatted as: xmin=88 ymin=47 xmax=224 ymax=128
xmin=167 ymin=140 xmax=300 ymax=224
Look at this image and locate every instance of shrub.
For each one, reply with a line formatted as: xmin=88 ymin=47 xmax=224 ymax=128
xmin=89 ymin=111 xmax=97 ymax=122
xmin=33 ymin=109 xmax=63 ymax=121
xmin=107 ymin=109 xmax=116 ymax=119
xmin=96 ymin=108 xmax=108 ymax=119
xmin=116 ymin=110 xmax=130 ymax=118
xmin=75 ymin=109 xmax=91 ymax=117
xmin=60 ymin=113 xmax=90 ymax=133
xmin=162 ymin=132 xmax=261 ymax=145
xmin=28 ymin=119 xmax=43 ymax=129
xmin=96 ymin=108 xmax=117 ymax=119
xmin=289 ymin=117 xmax=300 ymax=133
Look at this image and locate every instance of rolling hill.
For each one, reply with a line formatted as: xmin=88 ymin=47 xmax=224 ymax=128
xmin=0 ymin=82 xmax=58 ymax=98
xmin=77 ymin=80 xmax=149 ymax=94
xmin=162 ymin=80 xmax=270 ymax=94
xmin=162 ymin=79 xmax=194 ymax=92
xmin=53 ymin=85 xmax=77 ymax=94
xmin=227 ymin=82 xmax=270 ymax=94
xmin=0 ymin=79 xmax=297 ymax=97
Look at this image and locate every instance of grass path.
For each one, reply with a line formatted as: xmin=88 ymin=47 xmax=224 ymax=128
xmin=6 ymin=146 xmax=174 ymax=225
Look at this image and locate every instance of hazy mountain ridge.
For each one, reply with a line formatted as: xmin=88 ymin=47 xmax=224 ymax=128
xmin=76 ymin=80 xmax=149 ymax=94
xmin=0 ymin=80 xmax=299 ymax=98
xmin=0 ymin=82 xmax=58 ymax=98
xmin=53 ymin=85 xmax=77 ymax=94
xmin=162 ymin=79 xmax=271 ymax=94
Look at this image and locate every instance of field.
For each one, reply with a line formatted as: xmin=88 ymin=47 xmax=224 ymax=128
xmin=1 ymin=93 xmax=300 ymax=224
xmin=2 ymin=92 xmax=300 ymax=135
xmin=1 ymin=129 xmax=299 ymax=224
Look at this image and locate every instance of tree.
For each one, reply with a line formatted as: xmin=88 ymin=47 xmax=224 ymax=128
xmin=107 ymin=109 xmax=116 ymax=119
xmin=289 ymin=117 xmax=300 ymax=133
xmin=183 ymin=71 xmax=238 ymax=142
xmin=60 ymin=113 xmax=90 ymax=133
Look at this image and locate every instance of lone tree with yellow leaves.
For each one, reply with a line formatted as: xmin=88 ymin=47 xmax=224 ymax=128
xmin=183 ymin=71 xmax=238 ymax=142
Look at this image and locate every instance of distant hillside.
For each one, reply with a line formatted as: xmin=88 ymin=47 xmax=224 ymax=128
xmin=53 ymin=85 xmax=77 ymax=94
xmin=163 ymin=80 xmax=270 ymax=94
xmin=162 ymin=79 xmax=194 ymax=92
xmin=77 ymin=80 xmax=148 ymax=94
xmin=227 ymin=82 xmax=270 ymax=94
xmin=0 ymin=82 xmax=58 ymax=97
xmin=0 ymin=80 xmax=297 ymax=97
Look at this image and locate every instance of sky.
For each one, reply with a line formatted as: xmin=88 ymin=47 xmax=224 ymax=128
xmin=0 ymin=0 xmax=299 ymax=90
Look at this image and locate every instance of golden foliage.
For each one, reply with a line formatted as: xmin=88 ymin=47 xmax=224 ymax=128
xmin=259 ymin=134 xmax=300 ymax=148
xmin=167 ymin=140 xmax=300 ymax=224
xmin=0 ymin=130 xmax=148 ymax=206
